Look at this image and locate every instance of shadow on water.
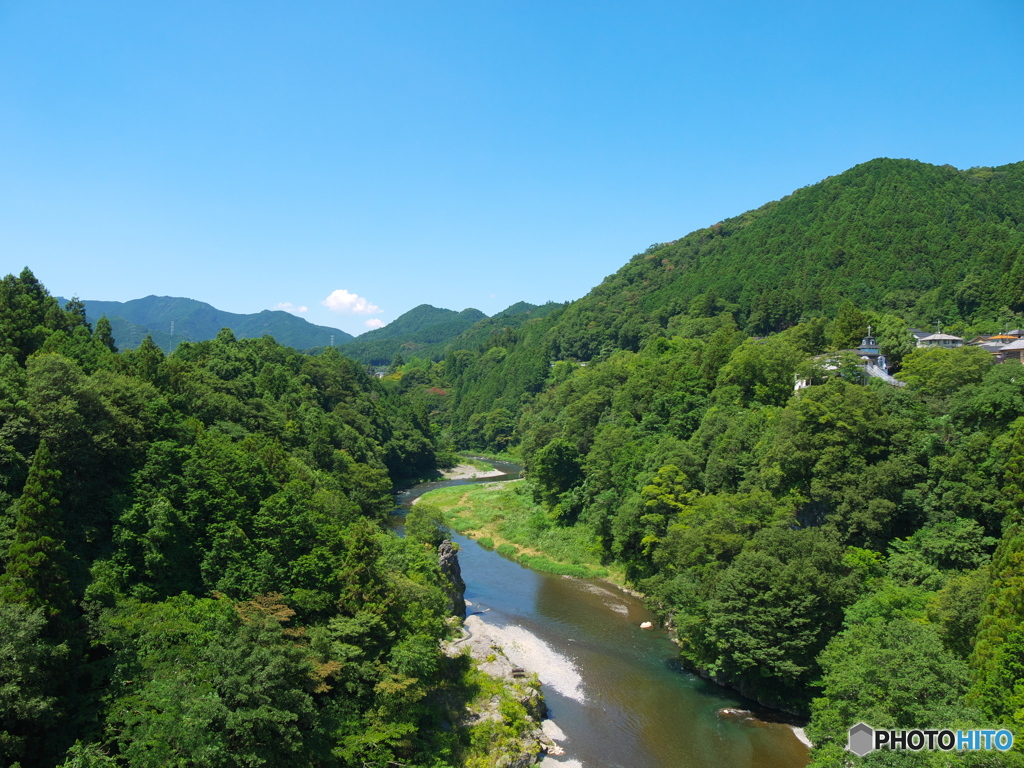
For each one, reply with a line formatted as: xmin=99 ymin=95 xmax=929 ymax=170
xmin=395 ymin=460 xmax=810 ymax=768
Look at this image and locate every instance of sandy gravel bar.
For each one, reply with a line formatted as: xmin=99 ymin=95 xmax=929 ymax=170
xmin=442 ymin=463 xmax=506 ymax=480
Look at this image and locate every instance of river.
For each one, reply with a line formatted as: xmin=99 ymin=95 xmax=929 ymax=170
xmin=394 ymin=460 xmax=811 ymax=768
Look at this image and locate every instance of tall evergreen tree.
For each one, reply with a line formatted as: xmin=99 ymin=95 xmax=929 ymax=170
xmin=63 ymin=297 xmax=90 ymax=332
xmin=828 ymin=300 xmax=869 ymax=350
xmin=128 ymin=335 xmax=164 ymax=383
xmin=94 ymin=315 xmax=117 ymax=353
xmin=0 ymin=441 xmax=73 ymax=623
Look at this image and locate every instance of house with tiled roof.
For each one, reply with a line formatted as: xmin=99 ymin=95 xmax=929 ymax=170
xmin=1000 ymin=338 xmax=1024 ymax=363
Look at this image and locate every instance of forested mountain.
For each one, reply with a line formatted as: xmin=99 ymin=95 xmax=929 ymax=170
xmin=438 ymin=301 xmax=562 ymax=358
xmin=56 ymin=293 xmax=561 ymax=367
xmin=338 ymin=302 xmax=560 ymax=365
xmin=56 ymin=295 xmax=355 ymax=352
xmin=385 ymin=158 xmax=1024 ymax=766
xmin=353 ymin=304 xmax=486 ymax=341
xmin=334 ymin=304 xmax=486 ymax=365
xmin=546 ymin=158 xmax=1024 ymax=360
xmin=0 ymin=269 xmax=510 ymax=767
xmin=428 ymin=158 xmax=1024 ymax=450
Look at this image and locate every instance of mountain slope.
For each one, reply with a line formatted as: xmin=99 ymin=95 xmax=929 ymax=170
xmin=335 ymin=305 xmax=488 ymax=364
xmin=351 ymin=304 xmax=486 ymax=342
xmin=548 ymin=158 xmax=1024 ymax=360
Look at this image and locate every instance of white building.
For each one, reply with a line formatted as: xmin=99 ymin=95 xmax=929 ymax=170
xmin=916 ymin=333 xmax=964 ymax=349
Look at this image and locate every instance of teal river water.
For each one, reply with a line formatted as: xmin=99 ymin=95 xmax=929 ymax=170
xmin=395 ymin=461 xmax=810 ymax=768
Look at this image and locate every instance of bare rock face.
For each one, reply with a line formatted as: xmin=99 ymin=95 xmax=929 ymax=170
xmin=438 ymin=539 xmax=466 ymax=618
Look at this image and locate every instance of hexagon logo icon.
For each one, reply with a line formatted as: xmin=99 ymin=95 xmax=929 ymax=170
xmin=848 ymin=722 xmax=874 ymax=756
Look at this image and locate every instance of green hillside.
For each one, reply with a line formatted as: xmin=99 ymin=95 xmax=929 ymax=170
xmin=337 ymin=305 xmax=491 ymax=365
xmin=350 ymin=304 xmax=485 ymax=342
xmin=57 ymin=295 xmax=354 ymax=352
xmin=427 ymin=158 xmax=1024 ymax=448
xmin=428 ymin=301 xmax=562 ymax=366
xmin=548 ymin=158 xmax=1024 ymax=360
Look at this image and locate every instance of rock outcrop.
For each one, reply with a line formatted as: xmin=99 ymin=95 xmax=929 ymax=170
xmin=438 ymin=539 xmax=467 ymax=618
xmin=444 ymin=613 xmax=563 ymax=766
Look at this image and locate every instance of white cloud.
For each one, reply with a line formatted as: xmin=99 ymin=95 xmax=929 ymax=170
xmin=321 ymin=289 xmax=382 ymax=315
xmin=274 ymin=302 xmax=308 ymax=314
xmin=364 ymin=318 xmax=386 ymax=329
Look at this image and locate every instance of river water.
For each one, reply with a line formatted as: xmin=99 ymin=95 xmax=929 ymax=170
xmin=395 ymin=461 xmax=810 ymax=768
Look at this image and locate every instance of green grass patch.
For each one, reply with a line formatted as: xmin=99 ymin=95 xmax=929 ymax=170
xmin=516 ymin=554 xmax=608 ymax=579
xmin=495 ymin=543 xmax=518 ymax=559
xmin=418 ymin=481 xmax=623 ymax=583
xmin=476 ymin=537 xmax=495 ymax=549
xmin=449 ymin=518 xmax=477 ymax=534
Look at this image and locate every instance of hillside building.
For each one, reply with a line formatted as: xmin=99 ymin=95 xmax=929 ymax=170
xmin=916 ymin=333 xmax=964 ymax=349
xmin=1000 ymin=339 xmax=1024 ymax=363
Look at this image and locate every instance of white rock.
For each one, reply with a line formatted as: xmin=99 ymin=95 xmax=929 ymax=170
xmin=640 ymin=621 xmax=653 ymax=629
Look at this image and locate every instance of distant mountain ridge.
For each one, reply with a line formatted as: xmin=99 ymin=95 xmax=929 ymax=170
xmin=351 ymin=305 xmax=487 ymax=343
xmin=57 ymin=294 xmax=558 ymax=362
xmin=335 ymin=301 xmax=562 ymax=365
xmin=57 ymin=295 xmax=354 ymax=352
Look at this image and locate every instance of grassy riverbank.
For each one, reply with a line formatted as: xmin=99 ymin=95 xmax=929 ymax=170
xmin=418 ymin=481 xmax=622 ymax=582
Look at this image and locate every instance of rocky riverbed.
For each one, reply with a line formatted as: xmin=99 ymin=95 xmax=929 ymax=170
xmin=442 ymin=463 xmax=507 ymax=480
xmin=444 ymin=602 xmax=570 ymax=767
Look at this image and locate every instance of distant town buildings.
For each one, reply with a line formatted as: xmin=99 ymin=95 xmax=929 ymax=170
xmin=794 ymin=327 xmax=902 ymax=391
xmin=795 ymin=324 xmax=1024 ymax=393
xmin=907 ymin=327 xmax=1024 ymax=362
xmin=964 ymin=328 xmax=1024 ymax=362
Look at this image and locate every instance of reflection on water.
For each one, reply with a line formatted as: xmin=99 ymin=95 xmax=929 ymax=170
xmin=395 ymin=463 xmax=809 ymax=768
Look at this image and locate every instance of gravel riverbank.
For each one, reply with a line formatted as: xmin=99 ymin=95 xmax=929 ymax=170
xmin=446 ymin=603 xmax=572 ymax=765
xmin=443 ymin=463 xmax=506 ymax=480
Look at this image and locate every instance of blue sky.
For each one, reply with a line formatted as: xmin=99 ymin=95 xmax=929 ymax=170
xmin=2 ymin=1 xmax=1022 ymax=336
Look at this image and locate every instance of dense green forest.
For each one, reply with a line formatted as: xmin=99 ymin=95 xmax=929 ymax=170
xmin=384 ymin=159 xmax=1024 ymax=765
xmin=0 ymin=269 xmax=536 ymax=767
